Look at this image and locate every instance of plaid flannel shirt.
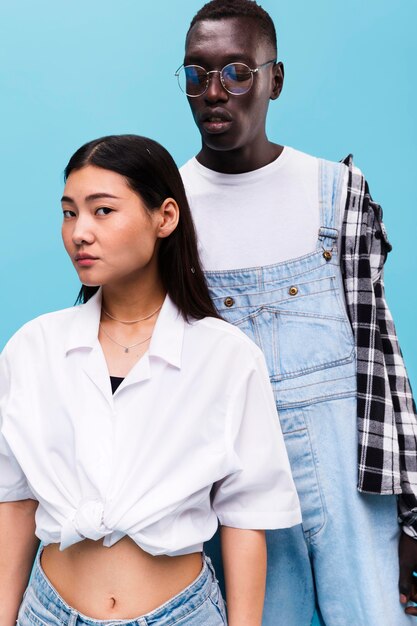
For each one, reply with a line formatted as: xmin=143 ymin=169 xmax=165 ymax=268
xmin=341 ymin=155 xmax=417 ymax=537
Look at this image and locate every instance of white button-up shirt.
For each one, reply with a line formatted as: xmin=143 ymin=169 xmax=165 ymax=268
xmin=0 ymin=291 xmax=301 ymax=555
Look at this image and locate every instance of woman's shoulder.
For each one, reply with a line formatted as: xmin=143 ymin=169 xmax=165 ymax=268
xmin=3 ymin=305 xmax=81 ymax=357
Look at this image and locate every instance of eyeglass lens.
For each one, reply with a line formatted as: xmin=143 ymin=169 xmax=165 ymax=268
xmin=178 ymin=63 xmax=253 ymax=96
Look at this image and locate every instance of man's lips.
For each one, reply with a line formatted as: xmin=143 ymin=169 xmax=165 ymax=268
xmin=200 ymin=109 xmax=232 ymax=134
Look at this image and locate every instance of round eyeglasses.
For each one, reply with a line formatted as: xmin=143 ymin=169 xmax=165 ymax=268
xmin=175 ymin=60 xmax=276 ymax=97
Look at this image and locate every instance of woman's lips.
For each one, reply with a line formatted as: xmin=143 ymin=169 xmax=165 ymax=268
xmin=76 ymin=258 xmax=97 ymax=267
xmin=75 ymin=255 xmax=99 ymax=267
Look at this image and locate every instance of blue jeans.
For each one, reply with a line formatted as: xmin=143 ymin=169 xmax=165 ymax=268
xmin=203 ymin=158 xmax=412 ymax=625
xmin=17 ymin=550 xmax=227 ymax=626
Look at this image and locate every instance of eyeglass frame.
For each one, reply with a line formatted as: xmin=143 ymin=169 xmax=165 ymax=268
xmin=174 ymin=59 xmax=277 ymax=97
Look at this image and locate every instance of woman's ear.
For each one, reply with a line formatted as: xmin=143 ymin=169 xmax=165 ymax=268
xmin=157 ymin=198 xmax=180 ymax=239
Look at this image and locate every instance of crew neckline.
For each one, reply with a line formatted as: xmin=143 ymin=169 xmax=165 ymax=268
xmin=190 ymin=146 xmax=292 ymax=185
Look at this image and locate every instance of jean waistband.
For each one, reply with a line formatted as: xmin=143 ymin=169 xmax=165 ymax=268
xmin=29 ymin=549 xmax=216 ymax=626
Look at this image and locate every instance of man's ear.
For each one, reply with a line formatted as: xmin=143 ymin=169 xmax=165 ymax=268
xmin=157 ymin=198 xmax=180 ymax=239
xmin=271 ymin=61 xmax=284 ymax=100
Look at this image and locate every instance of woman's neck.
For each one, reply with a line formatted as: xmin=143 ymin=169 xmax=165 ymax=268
xmin=101 ymin=278 xmax=166 ymax=322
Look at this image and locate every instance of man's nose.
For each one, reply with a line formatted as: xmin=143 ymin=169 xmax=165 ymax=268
xmin=204 ymin=70 xmax=229 ymax=103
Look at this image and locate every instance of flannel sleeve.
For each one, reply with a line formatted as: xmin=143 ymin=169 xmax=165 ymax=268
xmin=368 ymin=192 xmax=417 ymax=537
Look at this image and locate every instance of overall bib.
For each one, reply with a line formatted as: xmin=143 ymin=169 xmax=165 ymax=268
xmin=204 ymin=159 xmax=410 ymax=625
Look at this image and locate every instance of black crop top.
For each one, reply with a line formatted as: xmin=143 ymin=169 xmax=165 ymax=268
xmin=110 ymin=376 xmax=124 ymax=394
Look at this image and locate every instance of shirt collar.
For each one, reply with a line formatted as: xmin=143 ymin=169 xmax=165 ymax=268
xmin=148 ymin=293 xmax=185 ymax=369
xmin=65 ymin=288 xmax=185 ymax=369
xmin=65 ymin=289 xmax=102 ymax=352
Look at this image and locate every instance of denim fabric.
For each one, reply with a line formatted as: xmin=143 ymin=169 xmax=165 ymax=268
xmin=204 ymin=159 xmax=412 ymax=625
xmin=17 ymin=551 xmax=227 ymax=626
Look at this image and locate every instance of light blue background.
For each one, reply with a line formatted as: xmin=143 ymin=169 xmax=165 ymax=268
xmin=1 ymin=0 xmax=416 ymax=391
xmin=0 ymin=1 xmax=415 ymax=622
xmin=1 ymin=4 xmax=416 ymax=373
xmin=1 ymin=0 xmax=416 ymax=382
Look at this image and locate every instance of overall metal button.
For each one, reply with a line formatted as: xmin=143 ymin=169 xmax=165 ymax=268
xmin=224 ymin=297 xmax=235 ymax=308
xmin=289 ymin=286 xmax=298 ymax=296
xmin=323 ymin=250 xmax=332 ymax=261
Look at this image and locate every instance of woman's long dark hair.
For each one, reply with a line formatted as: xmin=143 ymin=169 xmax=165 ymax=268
xmin=64 ymin=134 xmax=220 ymax=321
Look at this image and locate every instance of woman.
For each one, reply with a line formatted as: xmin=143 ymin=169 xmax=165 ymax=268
xmin=0 ymin=135 xmax=301 ymax=626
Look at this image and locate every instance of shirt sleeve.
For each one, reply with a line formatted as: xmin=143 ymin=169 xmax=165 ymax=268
xmin=0 ymin=347 xmax=35 ymax=502
xmin=367 ymin=195 xmax=417 ymax=537
xmin=373 ymin=270 xmax=417 ymax=536
xmin=212 ymin=349 xmax=301 ymax=530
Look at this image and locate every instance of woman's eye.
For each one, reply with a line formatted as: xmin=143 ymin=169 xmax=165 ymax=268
xmin=96 ymin=207 xmax=114 ymax=216
xmin=63 ymin=210 xmax=75 ymax=218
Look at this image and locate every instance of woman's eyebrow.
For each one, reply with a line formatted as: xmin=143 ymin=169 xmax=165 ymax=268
xmin=61 ymin=193 xmax=121 ymax=203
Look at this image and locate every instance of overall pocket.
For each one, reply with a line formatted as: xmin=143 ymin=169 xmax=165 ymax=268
xmin=216 ymin=275 xmax=354 ymax=381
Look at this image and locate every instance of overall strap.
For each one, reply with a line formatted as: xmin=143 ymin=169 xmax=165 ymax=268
xmin=317 ymin=158 xmax=345 ymax=253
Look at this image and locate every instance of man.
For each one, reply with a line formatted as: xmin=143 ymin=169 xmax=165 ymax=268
xmin=177 ymin=1 xmax=417 ymax=624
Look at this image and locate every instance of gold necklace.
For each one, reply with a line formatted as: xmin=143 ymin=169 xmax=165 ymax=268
xmin=99 ymin=323 xmax=152 ymax=353
xmin=101 ymin=303 xmax=162 ymax=325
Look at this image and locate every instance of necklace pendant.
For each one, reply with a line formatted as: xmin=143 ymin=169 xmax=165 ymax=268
xmin=124 ymin=347 xmax=129 ymax=353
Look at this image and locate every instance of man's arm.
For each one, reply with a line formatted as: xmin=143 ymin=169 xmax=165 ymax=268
xmin=375 ymin=268 xmax=417 ymax=612
xmin=367 ymin=196 xmax=417 ymax=613
xmin=221 ymin=526 xmax=266 ymax=626
xmin=0 ymin=499 xmax=40 ymax=625
xmin=342 ymin=158 xmax=417 ymax=613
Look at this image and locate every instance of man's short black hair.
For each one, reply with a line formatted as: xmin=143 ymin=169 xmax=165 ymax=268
xmin=187 ymin=0 xmax=277 ymax=55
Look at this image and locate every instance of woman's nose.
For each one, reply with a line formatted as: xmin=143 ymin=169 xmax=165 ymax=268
xmin=72 ymin=216 xmax=95 ymax=246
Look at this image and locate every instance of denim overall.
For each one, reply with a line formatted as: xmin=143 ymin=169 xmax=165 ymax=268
xmin=204 ymin=159 xmax=410 ymax=625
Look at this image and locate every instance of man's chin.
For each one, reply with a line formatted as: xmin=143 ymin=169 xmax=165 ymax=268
xmin=200 ymin=133 xmax=240 ymax=153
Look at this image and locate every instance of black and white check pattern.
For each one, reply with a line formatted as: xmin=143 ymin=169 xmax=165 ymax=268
xmin=341 ymin=155 xmax=417 ymax=536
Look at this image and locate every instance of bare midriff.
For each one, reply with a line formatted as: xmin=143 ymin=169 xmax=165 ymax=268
xmin=41 ymin=537 xmax=203 ymax=619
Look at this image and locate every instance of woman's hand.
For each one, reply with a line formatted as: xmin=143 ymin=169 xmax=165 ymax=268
xmin=221 ymin=526 xmax=266 ymax=626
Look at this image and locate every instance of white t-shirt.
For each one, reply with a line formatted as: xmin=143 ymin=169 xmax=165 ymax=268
xmin=180 ymin=146 xmax=346 ymax=270
xmin=0 ymin=290 xmax=301 ymax=556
